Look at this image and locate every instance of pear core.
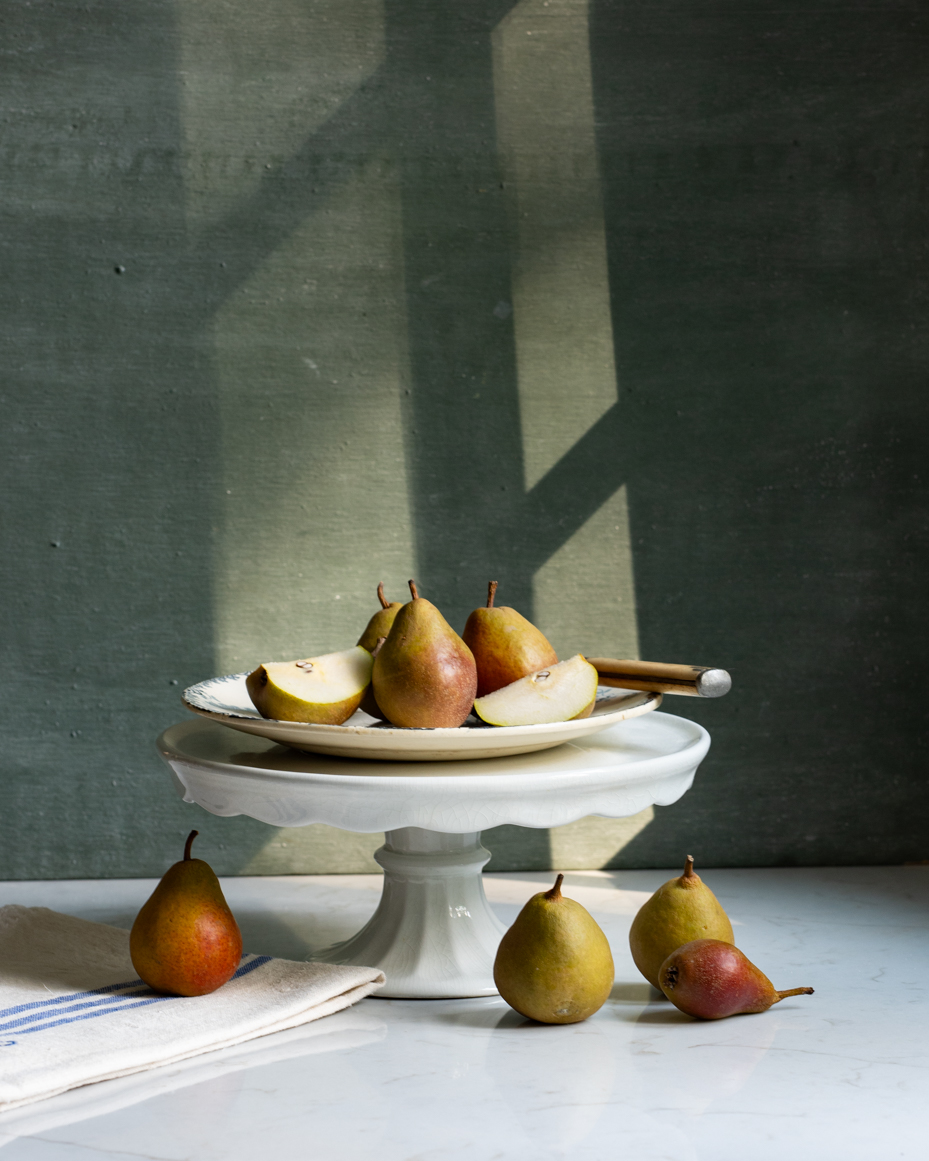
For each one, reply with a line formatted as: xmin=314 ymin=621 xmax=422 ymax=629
xmin=472 ymin=654 xmax=598 ymax=726
xmin=246 ymin=646 xmax=373 ymax=725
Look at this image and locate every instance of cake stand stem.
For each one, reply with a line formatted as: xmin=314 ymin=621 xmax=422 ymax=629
xmin=314 ymin=827 xmax=507 ymax=999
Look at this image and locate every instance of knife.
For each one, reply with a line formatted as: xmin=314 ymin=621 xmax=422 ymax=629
xmin=588 ymin=658 xmax=731 ymax=698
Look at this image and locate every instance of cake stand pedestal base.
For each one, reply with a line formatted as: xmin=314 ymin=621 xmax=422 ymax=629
xmin=158 ymin=713 xmax=711 ymax=1000
xmin=316 ymin=827 xmax=506 ymax=998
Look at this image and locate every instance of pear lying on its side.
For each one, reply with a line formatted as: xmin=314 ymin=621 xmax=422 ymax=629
xmin=628 ymin=856 xmax=734 ymax=989
xmin=494 ymin=874 xmax=614 ymax=1024
xmin=246 ymin=646 xmax=373 ymax=725
xmin=472 ymin=654 xmax=598 ymax=726
xmin=659 ymin=939 xmax=813 ymax=1019
xmin=130 ymin=830 xmax=242 ymax=997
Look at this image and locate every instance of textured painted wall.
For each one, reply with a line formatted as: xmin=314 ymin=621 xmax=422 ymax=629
xmin=2 ymin=0 xmax=927 ymax=878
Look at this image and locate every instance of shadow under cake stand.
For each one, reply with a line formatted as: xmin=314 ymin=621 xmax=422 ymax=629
xmin=157 ymin=713 xmax=710 ymax=999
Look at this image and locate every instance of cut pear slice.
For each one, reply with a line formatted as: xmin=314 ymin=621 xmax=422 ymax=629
xmin=472 ymin=654 xmax=599 ymax=727
xmin=246 ymin=646 xmax=373 ymax=726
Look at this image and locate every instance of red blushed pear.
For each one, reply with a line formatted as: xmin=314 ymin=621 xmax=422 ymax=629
xmin=130 ymin=831 xmax=243 ymax=997
xmin=462 ymin=581 xmax=558 ymax=698
xmin=372 ymin=580 xmax=477 ymax=728
xmin=659 ymin=939 xmax=814 ymax=1020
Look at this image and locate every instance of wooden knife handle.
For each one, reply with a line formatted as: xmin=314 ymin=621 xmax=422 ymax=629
xmin=588 ymin=658 xmax=731 ymax=698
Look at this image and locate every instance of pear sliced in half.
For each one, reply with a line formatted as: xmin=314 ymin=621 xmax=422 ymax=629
xmin=473 ymin=654 xmax=599 ymax=727
xmin=246 ymin=646 xmax=373 ymax=725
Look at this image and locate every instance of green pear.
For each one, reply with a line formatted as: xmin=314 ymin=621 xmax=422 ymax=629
xmin=130 ymin=831 xmax=242 ymax=997
xmin=628 ymin=856 xmax=735 ymax=989
xmin=463 ymin=581 xmax=558 ymax=697
xmin=358 ymin=636 xmax=389 ymax=718
xmin=659 ymin=939 xmax=813 ymax=1019
xmin=357 ymin=584 xmax=402 ymax=717
xmin=473 ymin=654 xmax=598 ymax=726
xmin=246 ymin=646 xmax=372 ymax=725
xmin=357 ymin=582 xmax=404 ymax=651
xmin=494 ymin=874 xmax=614 ymax=1024
xmin=372 ymin=580 xmax=477 ymax=728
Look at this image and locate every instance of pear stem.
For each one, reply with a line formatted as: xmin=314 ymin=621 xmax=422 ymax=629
xmin=409 ymin=579 xmax=419 ymax=600
xmin=775 ymin=987 xmax=814 ymax=1000
xmin=372 ymin=636 xmax=387 ymax=658
xmin=377 ymin=582 xmax=390 ymax=610
xmin=487 ymin=580 xmax=498 ymax=609
xmin=184 ymin=830 xmax=198 ymax=861
xmin=544 ymin=873 xmax=564 ymax=900
xmin=682 ymin=854 xmax=696 ymax=879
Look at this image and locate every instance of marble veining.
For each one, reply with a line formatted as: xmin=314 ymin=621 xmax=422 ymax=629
xmin=0 ymin=866 xmax=925 ymax=1160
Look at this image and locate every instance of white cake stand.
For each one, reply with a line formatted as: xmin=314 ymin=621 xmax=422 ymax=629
xmin=157 ymin=713 xmax=710 ymax=999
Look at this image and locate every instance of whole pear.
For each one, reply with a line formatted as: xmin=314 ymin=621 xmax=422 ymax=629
xmin=357 ymin=584 xmax=402 ymax=717
xmin=628 ymin=856 xmax=734 ymax=988
xmin=130 ymin=831 xmax=242 ymax=997
xmin=494 ymin=874 xmax=614 ymax=1024
xmin=463 ymin=581 xmax=558 ymax=698
xmin=372 ymin=580 xmax=477 ymax=728
xmin=659 ymin=939 xmax=814 ymax=1019
xmin=357 ymin=582 xmax=404 ymax=652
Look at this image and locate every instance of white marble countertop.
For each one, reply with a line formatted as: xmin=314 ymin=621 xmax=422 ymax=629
xmin=0 ymin=866 xmax=925 ymax=1160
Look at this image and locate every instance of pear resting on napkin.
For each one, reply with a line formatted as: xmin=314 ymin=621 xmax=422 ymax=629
xmin=0 ymin=905 xmax=384 ymax=1113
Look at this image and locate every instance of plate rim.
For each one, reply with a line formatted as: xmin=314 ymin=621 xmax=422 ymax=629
xmin=181 ymin=671 xmax=661 ymax=740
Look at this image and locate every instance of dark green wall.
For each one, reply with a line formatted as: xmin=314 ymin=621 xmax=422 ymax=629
xmin=2 ymin=0 xmax=927 ymax=878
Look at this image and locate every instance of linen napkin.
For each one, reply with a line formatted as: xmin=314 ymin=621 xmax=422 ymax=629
xmin=0 ymin=1007 xmax=386 ymax=1148
xmin=0 ymin=904 xmax=385 ymax=1112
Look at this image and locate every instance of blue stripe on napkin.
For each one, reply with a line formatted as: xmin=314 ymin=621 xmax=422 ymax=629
xmin=2 ymin=955 xmax=272 ymax=1036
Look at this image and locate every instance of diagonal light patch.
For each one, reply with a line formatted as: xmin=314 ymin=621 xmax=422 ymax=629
xmin=195 ymin=3 xmax=414 ymax=875
xmin=175 ymin=0 xmax=387 ymax=224
xmin=492 ymin=0 xmax=618 ymax=493
xmin=492 ymin=0 xmax=648 ymax=866
xmin=533 ymin=485 xmax=639 ymax=660
xmin=176 ymin=0 xmax=416 ymax=678
xmin=549 ymin=806 xmax=654 ymax=870
xmin=492 ymin=0 xmax=638 ymax=665
xmin=211 ymin=154 xmax=416 ymax=677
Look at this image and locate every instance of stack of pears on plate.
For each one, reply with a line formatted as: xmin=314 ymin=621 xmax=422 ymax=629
xmin=245 ymin=580 xmax=601 ymax=730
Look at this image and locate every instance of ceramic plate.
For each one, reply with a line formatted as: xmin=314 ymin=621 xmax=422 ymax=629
xmin=181 ymin=673 xmax=662 ymax=762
